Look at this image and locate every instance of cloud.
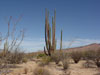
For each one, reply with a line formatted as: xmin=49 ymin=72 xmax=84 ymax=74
xmin=21 ymin=38 xmax=100 ymax=52
xmin=21 ymin=38 xmax=45 ymax=52
xmin=1 ymin=37 xmax=100 ymax=52
xmin=61 ymin=39 xmax=100 ymax=49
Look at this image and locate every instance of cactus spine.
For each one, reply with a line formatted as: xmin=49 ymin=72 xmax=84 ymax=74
xmin=44 ymin=9 xmax=56 ymax=56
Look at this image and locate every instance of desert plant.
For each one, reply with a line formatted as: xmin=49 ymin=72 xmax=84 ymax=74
xmin=60 ymin=29 xmax=62 ymax=51
xmin=71 ymin=51 xmax=82 ymax=63
xmin=33 ymin=66 xmax=51 ymax=75
xmin=37 ymin=53 xmax=46 ymax=59
xmin=44 ymin=9 xmax=56 ymax=56
xmin=93 ymin=50 xmax=100 ymax=67
xmin=39 ymin=56 xmax=51 ymax=66
xmin=22 ymin=57 xmax=28 ymax=63
xmin=60 ymin=52 xmax=70 ymax=70
xmin=51 ymin=51 xmax=62 ymax=64
xmin=83 ymin=50 xmax=100 ymax=67
xmin=62 ymin=59 xmax=69 ymax=70
xmin=24 ymin=67 xmax=28 ymax=74
xmin=82 ymin=50 xmax=95 ymax=60
xmin=6 ymin=50 xmax=25 ymax=64
xmin=82 ymin=60 xmax=94 ymax=68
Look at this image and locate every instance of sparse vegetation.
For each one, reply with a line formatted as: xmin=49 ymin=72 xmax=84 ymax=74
xmin=51 ymin=51 xmax=62 ymax=64
xmin=37 ymin=53 xmax=46 ymax=59
xmin=0 ymin=6 xmax=99 ymax=75
xmin=82 ymin=49 xmax=100 ymax=67
xmin=71 ymin=51 xmax=82 ymax=63
xmin=62 ymin=59 xmax=69 ymax=70
xmin=7 ymin=50 xmax=25 ymax=64
xmin=33 ymin=66 xmax=51 ymax=75
xmin=39 ymin=56 xmax=51 ymax=66
xmin=24 ymin=67 xmax=28 ymax=74
xmin=61 ymin=52 xmax=69 ymax=70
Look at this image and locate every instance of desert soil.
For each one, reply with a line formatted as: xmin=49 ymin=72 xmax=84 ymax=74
xmin=6 ymin=59 xmax=100 ymax=75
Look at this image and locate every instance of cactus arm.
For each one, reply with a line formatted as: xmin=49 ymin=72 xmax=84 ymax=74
xmin=44 ymin=9 xmax=57 ymax=56
xmin=45 ymin=21 xmax=49 ymax=50
xmin=44 ymin=46 xmax=49 ymax=55
xmin=60 ymin=29 xmax=62 ymax=50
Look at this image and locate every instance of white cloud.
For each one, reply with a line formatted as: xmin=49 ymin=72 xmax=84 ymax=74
xmin=61 ymin=39 xmax=100 ymax=49
xmin=21 ymin=38 xmax=45 ymax=52
xmin=1 ymin=38 xmax=100 ymax=52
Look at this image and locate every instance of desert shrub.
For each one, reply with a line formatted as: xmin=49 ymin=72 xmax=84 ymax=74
xmin=70 ymin=51 xmax=82 ymax=63
xmin=93 ymin=50 xmax=100 ymax=67
xmin=6 ymin=50 xmax=25 ymax=64
xmin=24 ymin=67 xmax=28 ymax=74
xmin=82 ymin=50 xmax=95 ymax=60
xmin=26 ymin=53 xmax=37 ymax=60
xmin=37 ymin=53 xmax=46 ymax=59
xmin=0 ymin=49 xmax=26 ymax=64
xmin=33 ymin=66 xmax=51 ymax=75
xmin=39 ymin=56 xmax=51 ymax=66
xmin=22 ymin=57 xmax=28 ymax=63
xmin=62 ymin=59 xmax=69 ymax=70
xmin=82 ymin=60 xmax=95 ymax=68
xmin=60 ymin=52 xmax=69 ymax=70
xmin=51 ymin=51 xmax=63 ymax=64
xmin=83 ymin=50 xmax=100 ymax=67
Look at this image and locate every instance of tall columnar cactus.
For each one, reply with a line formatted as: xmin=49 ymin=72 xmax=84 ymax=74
xmin=3 ymin=40 xmax=9 ymax=56
xmin=60 ymin=29 xmax=62 ymax=50
xmin=44 ymin=9 xmax=56 ymax=56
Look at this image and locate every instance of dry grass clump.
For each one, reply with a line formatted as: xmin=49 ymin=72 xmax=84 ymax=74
xmin=33 ymin=66 xmax=51 ymax=75
xmin=23 ymin=67 xmax=28 ymax=74
xmin=0 ymin=49 xmax=27 ymax=65
xmin=37 ymin=53 xmax=46 ymax=59
xmin=51 ymin=51 xmax=62 ymax=64
xmin=82 ymin=60 xmax=95 ymax=68
xmin=22 ymin=57 xmax=28 ymax=63
xmin=39 ymin=56 xmax=51 ymax=66
xmin=82 ymin=50 xmax=95 ymax=60
xmin=92 ymin=50 xmax=100 ymax=67
xmin=61 ymin=52 xmax=70 ymax=70
xmin=83 ymin=49 xmax=100 ymax=67
xmin=70 ymin=51 xmax=82 ymax=63
xmin=51 ymin=51 xmax=70 ymax=70
xmin=26 ymin=53 xmax=37 ymax=60
xmin=7 ymin=50 xmax=25 ymax=64
xmin=62 ymin=59 xmax=69 ymax=70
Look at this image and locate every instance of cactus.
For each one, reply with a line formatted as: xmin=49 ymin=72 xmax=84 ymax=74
xmin=60 ymin=29 xmax=62 ymax=50
xmin=44 ymin=9 xmax=56 ymax=56
xmin=3 ymin=40 xmax=9 ymax=56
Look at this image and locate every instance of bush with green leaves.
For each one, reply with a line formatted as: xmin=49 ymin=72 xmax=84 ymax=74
xmin=70 ymin=51 xmax=82 ymax=63
xmin=37 ymin=53 xmax=46 ymax=59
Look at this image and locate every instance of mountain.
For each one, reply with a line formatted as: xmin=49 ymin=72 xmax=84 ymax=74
xmin=64 ymin=43 xmax=100 ymax=52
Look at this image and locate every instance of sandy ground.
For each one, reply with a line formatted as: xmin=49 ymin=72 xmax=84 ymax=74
xmin=5 ymin=59 xmax=100 ymax=75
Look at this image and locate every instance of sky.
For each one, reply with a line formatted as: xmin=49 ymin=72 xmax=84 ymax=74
xmin=0 ymin=0 xmax=100 ymax=52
